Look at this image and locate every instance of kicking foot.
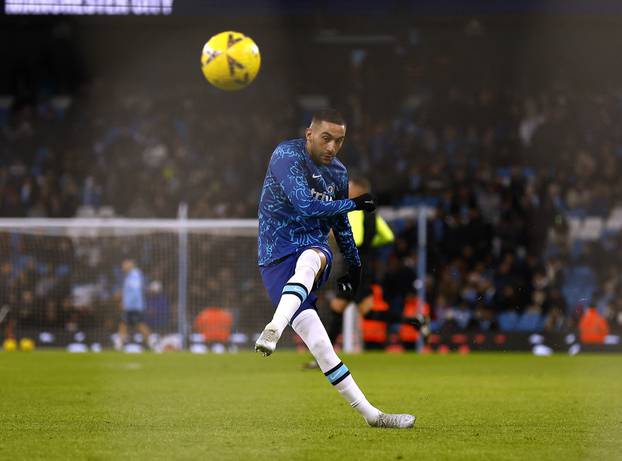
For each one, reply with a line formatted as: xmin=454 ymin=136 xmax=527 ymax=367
xmin=368 ymin=412 xmax=416 ymax=429
xmin=255 ymin=323 xmax=280 ymax=356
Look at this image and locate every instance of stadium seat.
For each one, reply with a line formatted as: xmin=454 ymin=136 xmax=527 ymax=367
xmin=55 ymin=264 xmax=70 ymax=277
xmin=515 ymin=312 xmax=543 ymax=332
xmin=98 ymin=206 xmax=115 ymax=218
xmin=562 ymin=265 xmax=596 ymax=309
xmin=570 ymin=240 xmax=584 ymax=259
xmin=497 ymin=311 xmax=519 ymax=332
xmin=605 ymin=215 xmax=622 ymax=232
xmin=76 ymin=206 xmax=96 ymax=218
xmin=579 ymin=217 xmax=604 ymax=241
xmin=399 ymin=196 xmax=419 ymax=206
xmin=566 ymin=209 xmax=587 ymax=219
xmin=523 ymin=167 xmax=535 ymax=179
xmin=496 ymin=167 xmax=511 ymax=180
xmin=388 ymin=218 xmax=407 ymax=235
xmin=567 ymin=217 xmax=582 ymax=241
xmin=423 ymin=196 xmax=440 ymax=207
xmin=610 ymin=206 xmax=622 ymax=219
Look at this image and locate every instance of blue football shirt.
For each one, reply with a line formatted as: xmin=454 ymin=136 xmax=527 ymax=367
xmin=258 ymin=138 xmax=361 ymax=268
xmin=122 ymin=268 xmax=145 ymax=311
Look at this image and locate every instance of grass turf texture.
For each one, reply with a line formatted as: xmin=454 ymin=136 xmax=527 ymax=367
xmin=1 ymin=352 xmax=621 ymax=461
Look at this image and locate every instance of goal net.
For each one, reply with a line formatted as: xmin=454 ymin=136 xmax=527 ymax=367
xmin=0 ymin=218 xmax=279 ymax=351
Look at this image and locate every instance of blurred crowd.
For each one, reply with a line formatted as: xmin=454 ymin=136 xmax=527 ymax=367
xmin=0 ymin=83 xmax=286 ymax=219
xmin=2 ymin=18 xmax=622 ymax=340
xmin=364 ymin=84 xmax=622 ymax=336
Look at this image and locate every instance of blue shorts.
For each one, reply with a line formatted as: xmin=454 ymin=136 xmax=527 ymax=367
xmin=122 ymin=310 xmax=144 ymax=326
xmin=260 ymin=245 xmax=333 ymax=322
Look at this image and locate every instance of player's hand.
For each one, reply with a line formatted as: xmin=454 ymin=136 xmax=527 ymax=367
xmin=351 ymin=193 xmax=376 ymax=212
xmin=336 ymin=265 xmax=362 ymax=297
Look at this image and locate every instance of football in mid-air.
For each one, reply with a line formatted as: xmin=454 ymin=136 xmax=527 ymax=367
xmin=200 ymin=31 xmax=261 ymax=91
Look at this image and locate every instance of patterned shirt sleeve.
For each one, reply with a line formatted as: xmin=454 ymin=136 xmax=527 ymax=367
xmin=271 ymin=147 xmax=356 ymax=217
xmin=329 ymin=176 xmax=361 ymax=268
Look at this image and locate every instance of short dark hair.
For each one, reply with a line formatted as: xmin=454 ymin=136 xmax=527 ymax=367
xmin=311 ymin=108 xmax=346 ymax=127
xmin=349 ymin=174 xmax=371 ymax=192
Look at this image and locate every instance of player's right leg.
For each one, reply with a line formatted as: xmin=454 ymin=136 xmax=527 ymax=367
xmin=255 ymin=249 xmax=326 ymax=356
xmin=301 ymin=296 xmax=347 ymax=369
xmin=115 ymin=320 xmax=128 ymax=351
xmin=292 ymin=309 xmax=415 ymax=428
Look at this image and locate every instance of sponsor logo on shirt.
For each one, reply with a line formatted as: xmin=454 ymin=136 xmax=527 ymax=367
xmin=311 ymin=187 xmax=335 ymax=202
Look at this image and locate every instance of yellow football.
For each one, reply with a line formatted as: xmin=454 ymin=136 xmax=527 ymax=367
xmin=201 ymin=31 xmax=261 ymax=91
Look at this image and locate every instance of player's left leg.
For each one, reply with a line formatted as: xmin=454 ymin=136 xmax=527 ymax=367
xmin=137 ymin=321 xmax=158 ymax=350
xmin=255 ymin=249 xmax=326 ymax=356
xmin=292 ymin=309 xmax=415 ymax=428
xmin=116 ymin=320 xmax=128 ymax=350
xmin=327 ymin=296 xmax=349 ymax=345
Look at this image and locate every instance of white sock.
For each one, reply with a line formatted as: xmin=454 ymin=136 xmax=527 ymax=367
xmin=292 ymin=310 xmax=381 ymax=424
xmin=269 ymin=250 xmax=322 ymax=336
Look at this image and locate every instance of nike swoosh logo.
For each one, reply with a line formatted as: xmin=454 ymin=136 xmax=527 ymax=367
xmin=312 ymin=174 xmax=322 ymax=179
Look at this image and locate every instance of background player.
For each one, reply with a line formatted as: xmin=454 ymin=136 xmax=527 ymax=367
xmin=304 ymin=175 xmax=426 ymax=363
xmin=114 ymin=258 xmax=155 ymax=350
xmin=254 ymin=108 xmax=415 ymax=429
xmin=327 ymin=175 xmax=396 ymax=346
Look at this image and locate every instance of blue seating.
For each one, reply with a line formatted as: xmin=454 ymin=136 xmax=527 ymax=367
xmin=515 ymin=312 xmax=543 ymax=332
xmin=498 ymin=311 xmax=519 ymax=332
xmin=562 ymin=265 xmax=596 ymax=309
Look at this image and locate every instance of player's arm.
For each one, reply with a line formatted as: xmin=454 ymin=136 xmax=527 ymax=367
xmin=331 ymin=212 xmax=364 ymax=296
xmin=331 ymin=212 xmax=361 ymax=268
xmin=271 ymin=149 xmax=372 ymax=217
xmin=330 ymin=176 xmax=363 ymax=295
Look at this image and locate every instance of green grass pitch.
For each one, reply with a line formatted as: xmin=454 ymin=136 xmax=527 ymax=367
xmin=1 ymin=351 xmax=621 ymax=460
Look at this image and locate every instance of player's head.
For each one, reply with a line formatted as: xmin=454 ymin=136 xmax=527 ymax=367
xmin=348 ymin=175 xmax=370 ymax=198
xmin=122 ymin=258 xmax=135 ymax=273
xmin=305 ymin=108 xmax=346 ymax=165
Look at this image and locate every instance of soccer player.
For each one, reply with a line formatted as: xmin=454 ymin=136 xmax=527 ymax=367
xmin=326 ymin=175 xmax=396 ymax=346
xmin=255 ymin=109 xmax=415 ymax=429
xmin=114 ymin=258 xmax=156 ymax=351
xmin=312 ymin=175 xmax=425 ymax=361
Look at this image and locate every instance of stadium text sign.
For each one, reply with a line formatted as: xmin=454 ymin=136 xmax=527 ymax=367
xmin=5 ymin=0 xmax=174 ymax=15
